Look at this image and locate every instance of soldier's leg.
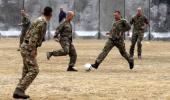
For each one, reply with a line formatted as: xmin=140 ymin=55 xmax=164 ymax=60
xmin=68 ymin=44 xmax=77 ymax=67
xmin=92 ymin=39 xmax=114 ymax=69
xmin=137 ymin=33 xmax=144 ymax=58
xmin=116 ymin=40 xmax=134 ymax=69
xmin=20 ymin=57 xmax=28 ymax=82
xmin=129 ymin=33 xmax=138 ymax=57
xmin=47 ymin=40 xmax=70 ymax=59
xmin=13 ymin=49 xmax=38 ymax=99
xmin=17 ymin=51 xmax=39 ymax=91
xmin=67 ymin=44 xmax=78 ymax=71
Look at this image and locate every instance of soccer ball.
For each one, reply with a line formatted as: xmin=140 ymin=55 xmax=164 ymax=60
xmin=84 ymin=63 xmax=92 ymax=71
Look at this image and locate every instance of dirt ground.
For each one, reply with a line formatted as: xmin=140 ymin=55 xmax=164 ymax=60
xmin=0 ymin=38 xmax=170 ymax=100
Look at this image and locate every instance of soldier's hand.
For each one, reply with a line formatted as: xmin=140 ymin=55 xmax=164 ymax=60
xmin=18 ymin=23 xmax=22 ymax=26
xmin=106 ymin=33 xmax=111 ymax=36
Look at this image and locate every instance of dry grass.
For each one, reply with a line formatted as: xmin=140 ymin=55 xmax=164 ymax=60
xmin=0 ymin=38 xmax=170 ymax=100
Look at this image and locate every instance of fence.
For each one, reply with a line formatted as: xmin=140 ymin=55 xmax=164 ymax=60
xmin=0 ymin=0 xmax=169 ymax=40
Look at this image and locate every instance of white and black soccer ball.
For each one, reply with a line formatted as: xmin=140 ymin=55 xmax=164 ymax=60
xmin=84 ymin=63 xmax=92 ymax=71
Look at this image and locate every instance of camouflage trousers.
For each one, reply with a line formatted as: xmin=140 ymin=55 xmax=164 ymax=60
xmin=96 ymin=38 xmax=131 ymax=65
xmin=17 ymin=43 xmax=39 ymax=91
xmin=51 ymin=38 xmax=77 ymax=67
xmin=129 ymin=32 xmax=144 ymax=57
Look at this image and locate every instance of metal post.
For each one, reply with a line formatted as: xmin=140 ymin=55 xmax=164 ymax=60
xmin=22 ymin=0 xmax=25 ymax=9
xmin=98 ymin=0 xmax=101 ymax=39
xmin=73 ymin=0 xmax=76 ymax=39
xmin=148 ymin=0 xmax=151 ymax=40
xmin=124 ymin=0 xmax=125 ymax=18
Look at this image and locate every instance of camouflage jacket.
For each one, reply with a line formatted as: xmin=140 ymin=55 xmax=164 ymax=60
xmin=130 ymin=15 xmax=149 ymax=32
xmin=54 ymin=20 xmax=72 ymax=41
xmin=23 ymin=16 xmax=47 ymax=49
xmin=110 ymin=19 xmax=131 ymax=39
xmin=21 ymin=15 xmax=31 ymax=28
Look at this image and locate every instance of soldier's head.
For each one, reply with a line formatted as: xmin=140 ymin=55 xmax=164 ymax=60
xmin=137 ymin=7 xmax=142 ymax=16
xmin=114 ymin=10 xmax=121 ymax=21
xmin=21 ymin=9 xmax=26 ymax=16
xmin=43 ymin=6 xmax=53 ymax=21
xmin=66 ymin=11 xmax=75 ymax=22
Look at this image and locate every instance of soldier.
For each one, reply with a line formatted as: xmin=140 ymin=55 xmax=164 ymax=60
xmin=18 ymin=9 xmax=31 ymax=51
xmin=46 ymin=11 xmax=78 ymax=72
xmin=13 ymin=7 xmax=53 ymax=99
xmin=129 ymin=7 xmax=149 ymax=59
xmin=88 ymin=10 xmax=134 ymax=71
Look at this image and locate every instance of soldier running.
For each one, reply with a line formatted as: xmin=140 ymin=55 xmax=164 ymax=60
xmin=47 ymin=11 xmax=78 ymax=72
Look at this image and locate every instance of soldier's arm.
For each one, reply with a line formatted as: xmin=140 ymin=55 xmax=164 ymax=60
xmin=54 ymin=22 xmax=65 ymax=38
xmin=130 ymin=17 xmax=134 ymax=25
xmin=144 ymin=16 xmax=149 ymax=25
xmin=122 ymin=20 xmax=131 ymax=32
xmin=28 ymin=22 xmax=45 ymax=48
xmin=141 ymin=16 xmax=149 ymax=29
xmin=37 ymin=23 xmax=47 ymax=47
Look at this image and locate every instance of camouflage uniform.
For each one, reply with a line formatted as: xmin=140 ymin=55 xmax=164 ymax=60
xmin=49 ymin=20 xmax=77 ymax=67
xmin=129 ymin=15 xmax=149 ymax=57
xmin=19 ymin=15 xmax=31 ymax=47
xmin=95 ymin=19 xmax=131 ymax=66
xmin=17 ymin=16 xmax=47 ymax=91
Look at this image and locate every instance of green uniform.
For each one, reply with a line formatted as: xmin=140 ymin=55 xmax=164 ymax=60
xmin=17 ymin=16 xmax=47 ymax=91
xmin=129 ymin=15 xmax=149 ymax=57
xmin=19 ymin=15 xmax=31 ymax=47
xmin=50 ymin=20 xmax=77 ymax=67
xmin=95 ymin=19 xmax=131 ymax=65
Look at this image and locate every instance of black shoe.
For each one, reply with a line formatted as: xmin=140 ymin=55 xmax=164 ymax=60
xmin=91 ymin=61 xmax=99 ymax=69
xmin=13 ymin=88 xmax=30 ymax=99
xmin=129 ymin=58 xmax=134 ymax=70
xmin=67 ymin=66 xmax=78 ymax=72
xmin=47 ymin=52 xmax=52 ymax=60
xmin=91 ymin=64 xmax=98 ymax=69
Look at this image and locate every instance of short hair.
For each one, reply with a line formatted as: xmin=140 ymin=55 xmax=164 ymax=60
xmin=43 ymin=7 xmax=52 ymax=16
xmin=137 ymin=7 xmax=142 ymax=11
xmin=114 ymin=10 xmax=121 ymax=15
xmin=67 ymin=11 xmax=74 ymax=17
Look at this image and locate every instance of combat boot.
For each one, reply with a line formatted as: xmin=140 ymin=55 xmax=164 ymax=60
xmin=128 ymin=58 xmax=134 ymax=70
xmin=46 ymin=52 xmax=52 ymax=60
xmin=67 ymin=66 xmax=78 ymax=72
xmin=13 ymin=88 xmax=30 ymax=99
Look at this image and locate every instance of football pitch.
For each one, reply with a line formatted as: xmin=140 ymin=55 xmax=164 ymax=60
xmin=0 ymin=38 xmax=170 ymax=100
